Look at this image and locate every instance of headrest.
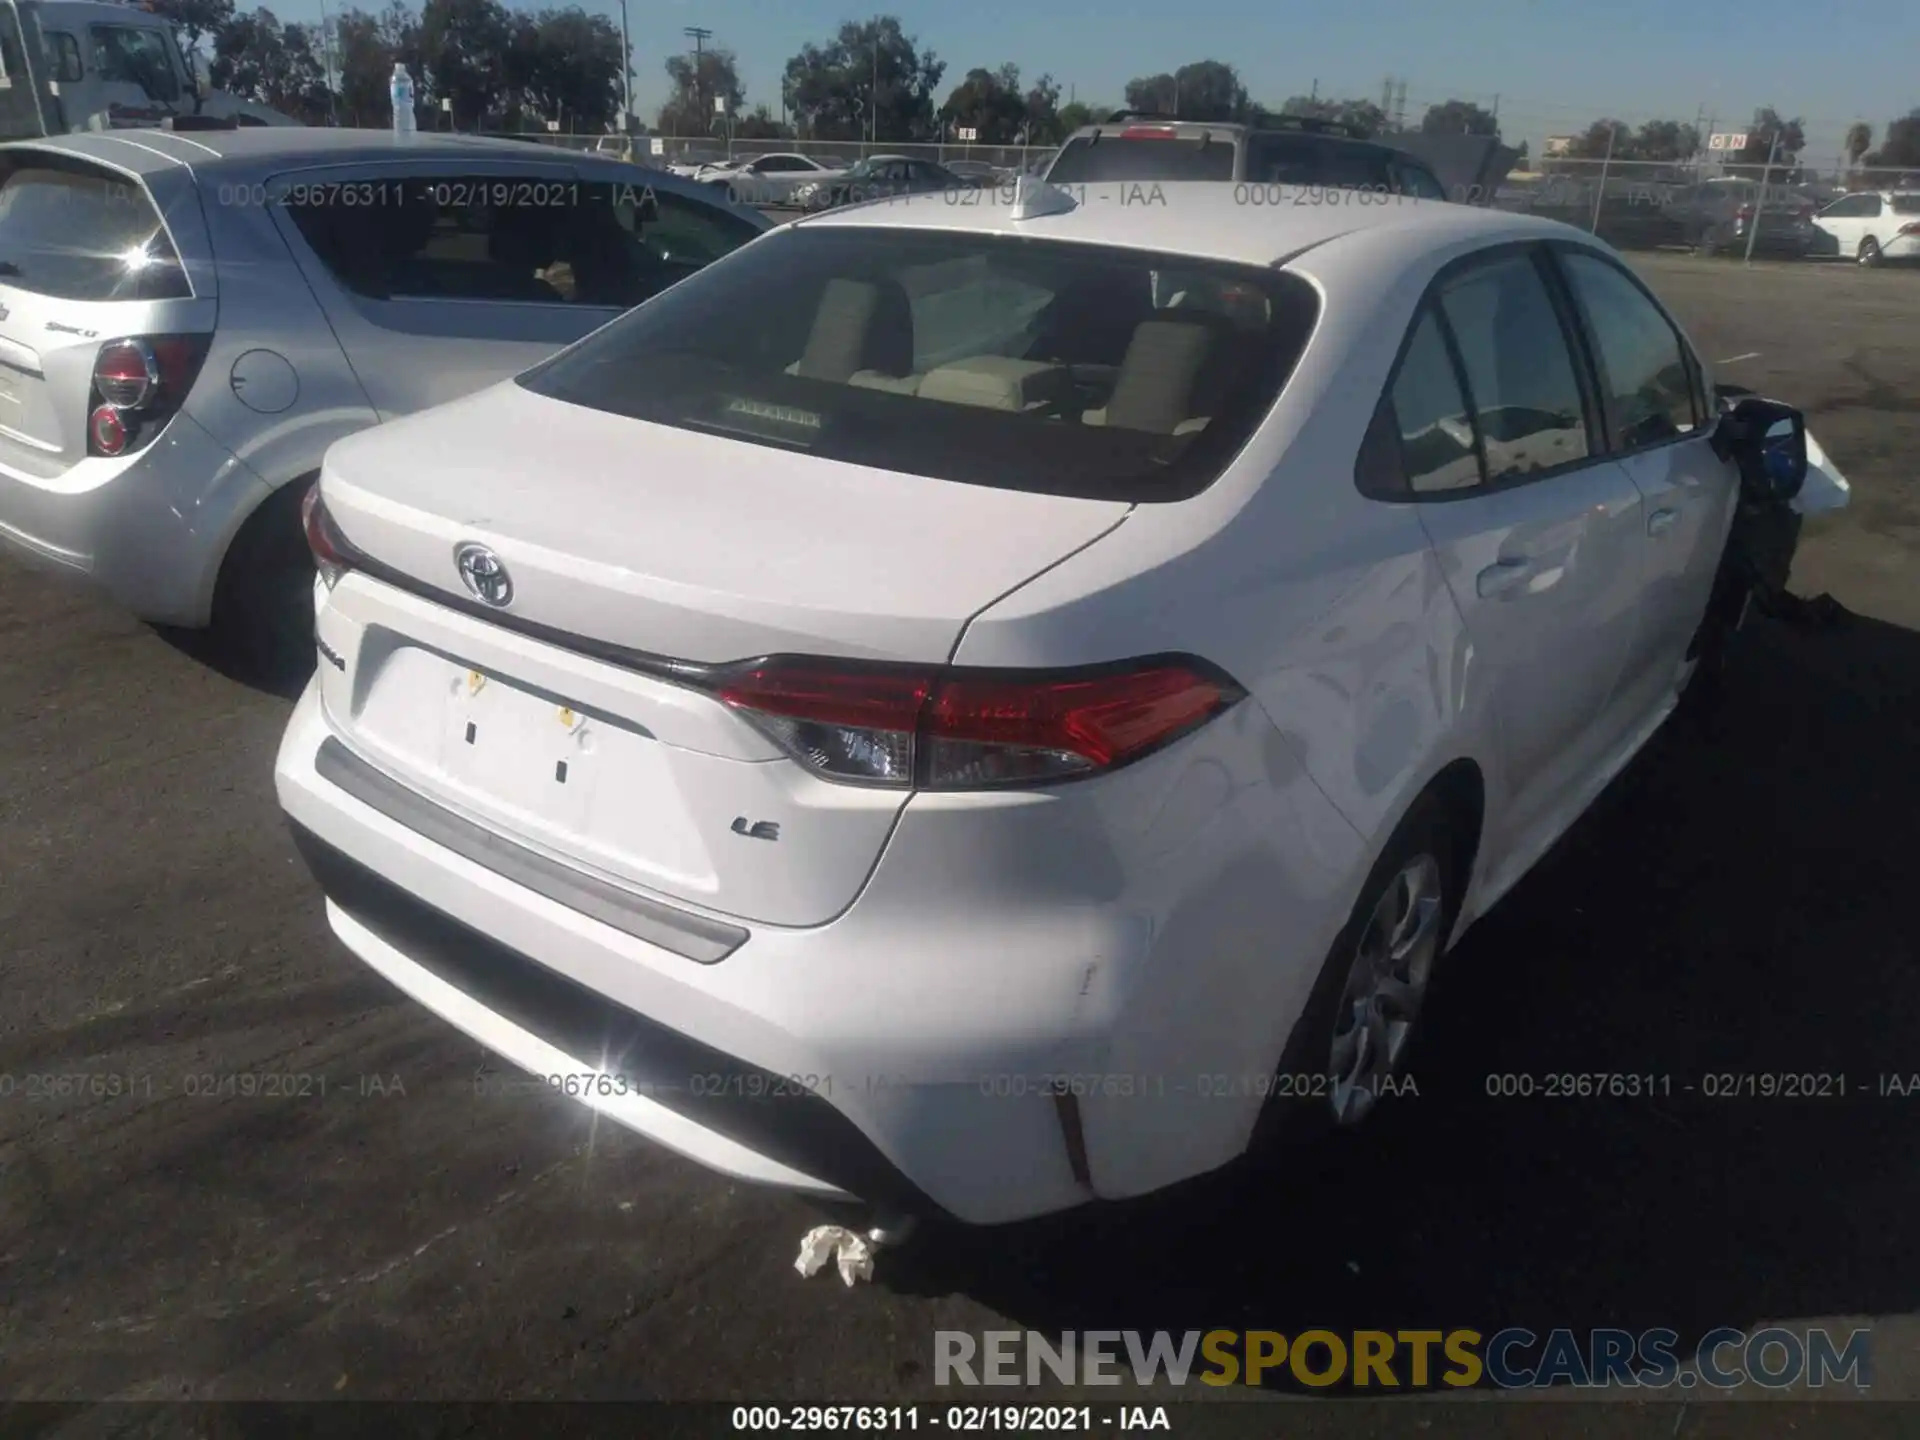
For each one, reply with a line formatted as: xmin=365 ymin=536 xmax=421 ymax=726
xmin=793 ymin=277 xmax=916 ymax=381
xmin=1101 ymin=319 xmax=1220 ymax=434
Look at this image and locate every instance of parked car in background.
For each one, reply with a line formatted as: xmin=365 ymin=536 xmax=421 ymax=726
xmin=1811 ymin=188 xmax=1920 ymax=265
xmin=795 ymin=154 xmax=973 ymax=210
xmin=0 ymin=128 xmax=771 ymax=671
xmin=278 ymin=182 xmax=1835 ymax=1228
xmin=1665 ymin=178 xmax=1816 ymax=257
xmin=1041 ymin=113 xmax=1512 ymax=203
xmin=664 ymin=150 xmax=729 ymax=178
xmin=942 ymin=159 xmax=1008 ymax=186
xmin=706 ymin=151 xmax=845 ymax=206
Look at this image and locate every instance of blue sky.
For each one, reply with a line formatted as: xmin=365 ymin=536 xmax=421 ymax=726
xmin=307 ymin=0 xmax=1920 ymax=168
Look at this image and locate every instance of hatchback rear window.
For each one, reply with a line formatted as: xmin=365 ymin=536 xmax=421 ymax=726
xmin=0 ymin=157 xmax=190 ymax=300
xmin=517 ymin=227 xmax=1319 ymax=503
xmin=1046 ymin=135 xmax=1237 ymax=184
xmin=1246 ymin=136 xmax=1395 ymax=189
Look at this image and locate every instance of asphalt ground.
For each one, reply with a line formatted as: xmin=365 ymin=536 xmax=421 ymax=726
xmin=2 ymin=251 xmax=1918 ymax=1433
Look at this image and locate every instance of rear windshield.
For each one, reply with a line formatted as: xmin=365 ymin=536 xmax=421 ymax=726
xmin=517 ymin=227 xmax=1320 ymax=503
xmin=0 ymin=157 xmax=190 ymax=300
xmin=1894 ymin=195 xmax=1920 ymax=215
xmin=1245 ymin=135 xmax=1395 ymax=189
xmin=1046 ymin=135 xmax=1237 ymax=184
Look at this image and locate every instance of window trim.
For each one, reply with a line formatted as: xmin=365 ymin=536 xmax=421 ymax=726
xmin=1354 ymin=238 xmax=1611 ymax=504
xmin=1544 ymin=239 xmax=1711 ymax=460
xmin=42 ymin=29 xmax=82 ymax=84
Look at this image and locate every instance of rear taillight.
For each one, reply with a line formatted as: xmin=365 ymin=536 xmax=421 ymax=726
xmin=301 ymin=485 xmax=362 ymax=588
xmin=86 ymin=333 xmax=211 ymax=458
xmin=1900 ymin=221 xmax=1920 ymax=237
xmin=715 ymin=655 xmax=1244 ymax=790
xmin=1735 ymin=203 xmax=1754 ymax=221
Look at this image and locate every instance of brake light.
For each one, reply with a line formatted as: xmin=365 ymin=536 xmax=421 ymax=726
xmin=85 ymin=333 xmax=211 ymax=458
xmin=1900 ymin=221 xmax=1920 ymax=237
xmin=1735 ymin=203 xmax=1754 ymax=221
xmin=301 ymin=485 xmax=362 ymax=588
xmin=1120 ymin=126 xmax=1179 ymax=139
xmin=715 ymin=656 xmax=1244 ymax=790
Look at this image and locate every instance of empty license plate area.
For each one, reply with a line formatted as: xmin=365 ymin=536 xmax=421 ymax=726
xmin=351 ymin=645 xmax=717 ymax=893
xmin=444 ymin=664 xmax=599 ymax=833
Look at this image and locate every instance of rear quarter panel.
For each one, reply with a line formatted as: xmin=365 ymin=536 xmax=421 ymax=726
xmin=947 ymin=221 xmax=1513 ymax=1191
xmin=184 ymin=176 xmax=379 ymax=490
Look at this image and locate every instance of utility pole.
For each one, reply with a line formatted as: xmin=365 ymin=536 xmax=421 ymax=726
xmin=615 ymin=0 xmax=632 ymax=132
xmin=683 ymin=26 xmax=712 ymax=132
xmin=317 ymin=0 xmax=338 ymax=125
xmin=1744 ymin=129 xmax=1780 ymax=266
xmin=871 ymin=18 xmax=879 ymax=145
xmin=1310 ymin=78 xmax=1318 ymax=102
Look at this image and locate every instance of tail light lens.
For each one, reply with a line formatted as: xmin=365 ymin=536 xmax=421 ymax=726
xmin=716 ymin=656 xmax=1245 ymax=790
xmin=86 ymin=333 xmax=211 ymax=458
xmin=301 ymin=485 xmax=363 ymax=588
xmin=1899 ymin=222 xmax=1920 ymax=237
xmin=1735 ymin=203 xmax=1754 ymax=222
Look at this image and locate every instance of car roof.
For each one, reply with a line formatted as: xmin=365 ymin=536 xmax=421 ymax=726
xmin=794 ymin=179 xmax=1569 ymax=268
xmin=1 ymin=127 xmax=601 ymax=179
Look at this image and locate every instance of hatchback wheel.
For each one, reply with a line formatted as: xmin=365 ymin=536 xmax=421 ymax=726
xmin=211 ymin=480 xmax=317 ymax=683
xmin=1257 ymin=795 xmax=1457 ymax=1147
xmin=1858 ymin=236 xmax=1882 ymax=266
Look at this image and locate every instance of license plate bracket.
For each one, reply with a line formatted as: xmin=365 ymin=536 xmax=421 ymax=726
xmin=441 ymin=667 xmax=595 ymax=832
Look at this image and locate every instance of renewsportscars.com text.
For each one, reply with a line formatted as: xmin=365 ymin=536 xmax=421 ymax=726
xmin=935 ymin=1327 xmax=1873 ymax=1391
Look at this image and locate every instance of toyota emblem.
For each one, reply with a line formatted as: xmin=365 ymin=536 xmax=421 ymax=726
xmin=454 ymin=543 xmax=513 ymax=608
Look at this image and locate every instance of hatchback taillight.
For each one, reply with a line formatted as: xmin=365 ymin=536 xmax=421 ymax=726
xmin=301 ymin=485 xmax=362 ymax=588
xmin=86 ymin=333 xmax=211 ymax=458
xmin=1735 ymin=203 xmax=1754 ymax=221
xmin=1899 ymin=221 xmax=1920 ymax=237
xmin=714 ymin=655 xmax=1245 ymax=790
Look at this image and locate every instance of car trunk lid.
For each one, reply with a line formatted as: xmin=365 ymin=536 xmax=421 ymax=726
xmin=314 ymin=379 xmax=1132 ymax=928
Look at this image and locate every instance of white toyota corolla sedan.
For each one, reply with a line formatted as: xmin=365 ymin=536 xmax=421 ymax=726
xmin=276 ymin=181 xmax=1833 ymax=1227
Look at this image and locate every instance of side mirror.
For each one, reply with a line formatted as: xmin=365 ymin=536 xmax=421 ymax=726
xmin=1712 ymin=396 xmax=1808 ymax=504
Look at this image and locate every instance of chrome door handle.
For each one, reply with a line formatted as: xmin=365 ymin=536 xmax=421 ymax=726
xmin=1648 ymin=507 xmax=1680 ymax=535
xmin=1476 ymin=558 xmax=1535 ymax=599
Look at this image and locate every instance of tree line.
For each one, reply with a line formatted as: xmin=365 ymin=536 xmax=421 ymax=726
xmin=143 ymin=4 xmax=1920 ymax=175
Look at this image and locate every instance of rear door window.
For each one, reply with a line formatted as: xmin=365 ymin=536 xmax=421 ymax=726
xmin=42 ymin=31 xmax=82 ymax=83
xmin=1894 ymin=195 xmax=1920 ymax=216
xmin=0 ymin=157 xmax=190 ymax=299
xmin=1045 ymin=134 xmax=1236 ymax=183
xmin=284 ymin=176 xmax=762 ymax=308
xmin=1433 ymin=251 xmax=1593 ymax=482
xmin=516 ymin=227 xmax=1320 ymax=502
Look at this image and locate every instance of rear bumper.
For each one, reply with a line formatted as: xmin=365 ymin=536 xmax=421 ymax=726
xmin=275 ymin=681 xmax=1132 ymax=1224
xmin=0 ymin=412 xmax=268 ymax=626
xmin=288 ymin=819 xmax=940 ymax=1215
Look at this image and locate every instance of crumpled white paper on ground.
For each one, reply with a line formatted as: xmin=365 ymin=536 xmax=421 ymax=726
xmin=794 ymin=1225 xmax=875 ymax=1287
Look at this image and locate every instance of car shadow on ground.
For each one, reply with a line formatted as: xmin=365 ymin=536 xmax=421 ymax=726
xmin=151 ymin=622 xmax=315 ymax=702
xmin=884 ymin=608 xmax=1920 ymax=1389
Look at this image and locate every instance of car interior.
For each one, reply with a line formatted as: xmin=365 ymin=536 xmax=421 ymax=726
xmin=776 ymin=265 xmax=1271 ymax=438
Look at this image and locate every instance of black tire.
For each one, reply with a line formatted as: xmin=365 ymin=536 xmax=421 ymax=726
xmin=210 ymin=479 xmax=318 ymax=683
xmin=1253 ymin=792 xmax=1460 ymax=1151
xmin=1859 ymin=236 xmax=1882 ymax=267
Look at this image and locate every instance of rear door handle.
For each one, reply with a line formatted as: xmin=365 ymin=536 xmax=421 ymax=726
xmin=1648 ymin=506 xmax=1680 ymax=535
xmin=1476 ymin=558 xmax=1537 ymax=599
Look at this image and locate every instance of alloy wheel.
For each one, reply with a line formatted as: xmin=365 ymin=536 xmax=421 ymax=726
xmin=1327 ymin=852 xmax=1444 ymax=1126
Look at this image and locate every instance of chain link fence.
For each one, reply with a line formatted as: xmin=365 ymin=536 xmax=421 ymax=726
xmin=479 ymin=132 xmax=1054 ymax=175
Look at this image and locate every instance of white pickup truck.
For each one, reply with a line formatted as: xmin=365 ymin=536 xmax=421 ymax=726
xmin=0 ymin=0 xmax=297 ymax=138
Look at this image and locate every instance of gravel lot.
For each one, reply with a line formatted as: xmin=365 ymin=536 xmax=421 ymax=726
xmin=2 ymin=252 xmax=1918 ymax=1427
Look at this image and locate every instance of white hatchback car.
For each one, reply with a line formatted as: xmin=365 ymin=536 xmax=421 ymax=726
xmin=277 ymin=183 xmax=1832 ymax=1227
